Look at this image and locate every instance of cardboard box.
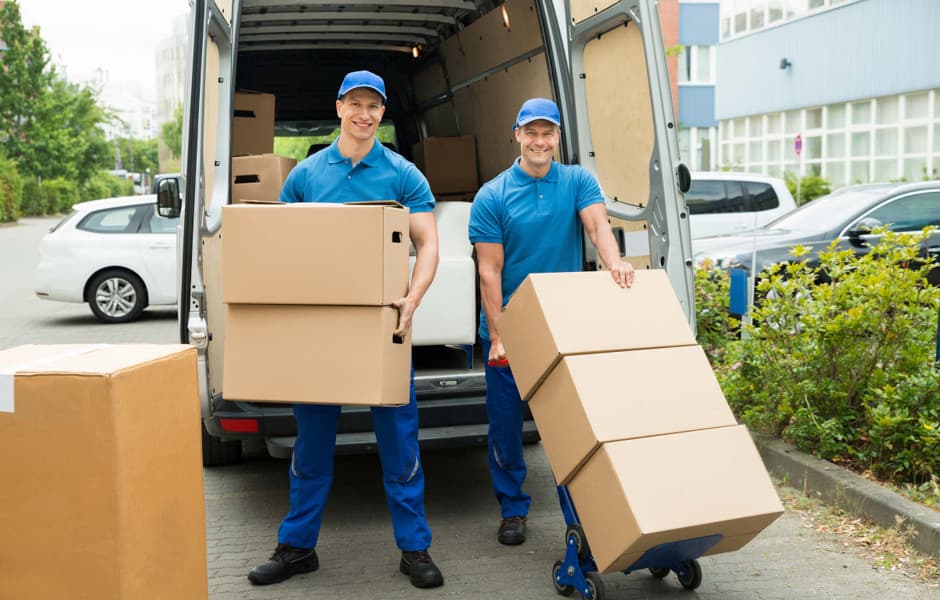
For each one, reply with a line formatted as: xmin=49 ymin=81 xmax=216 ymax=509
xmin=231 ymin=153 xmax=297 ymax=203
xmin=531 ymin=345 xmax=737 ymax=484
xmin=568 ymin=425 xmax=784 ymax=573
xmin=498 ymin=270 xmax=696 ymax=400
xmin=410 ymin=256 xmax=476 ymax=346
xmin=223 ymin=305 xmax=411 ymax=406
xmin=222 ymin=202 xmax=410 ymax=305
xmin=233 ymin=90 xmax=275 ymax=155
xmin=0 ymin=344 xmax=207 ymax=599
xmin=413 ymin=135 xmax=479 ymax=194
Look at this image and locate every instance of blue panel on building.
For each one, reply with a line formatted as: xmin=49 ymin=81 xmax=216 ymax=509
xmin=716 ymin=0 xmax=940 ymax=119
xmin=680 ymin=3 xmax=720 ymax=46
xmin=679 ymin=86 xmax=718 ymax=128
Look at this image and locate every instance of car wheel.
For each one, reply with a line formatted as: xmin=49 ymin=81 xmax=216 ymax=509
xmin=202 ymin=424 xmax=243 ymax=467
xmin=87 ymin=269 xmax=147 ymax=323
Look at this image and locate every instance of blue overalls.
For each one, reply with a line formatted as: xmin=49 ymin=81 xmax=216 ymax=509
xmin=469 ymin=159 xmax=605 ymax=518
xmin=276 ymin=139 xmax=435 ymax=552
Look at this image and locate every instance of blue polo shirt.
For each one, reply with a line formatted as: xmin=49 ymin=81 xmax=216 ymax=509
xmin=279 ymin=139 xmax=435 ymax=213
xmin=468 ymin=159 xmax=605 ymax=340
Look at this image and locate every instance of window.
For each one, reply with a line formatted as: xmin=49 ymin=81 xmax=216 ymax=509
xmin=767 ymin=114 xmax=782 ymax=134
xmin=851 ymin=101 xmax=871 ymax=126
xmin=809 ymin=0 xmax=826 ymax=8
xmin=863 ymin=192 xmax=940 ymax=231
xmin=903 ymin=159 xmax=928 ymax=182
xmin=749 ymin=140 xmax=763 ymax=162
xmin=750 ymin=4 xmax=765 ymax=29
xmin=768 ymin=0 xmax=784 ymax=22
xmin=904 ymin=126 xmax=927 ymax=154
xmin=874 ymin=159 xmax=897 ymax=182
xmin=826 ymin=162 xmax=846 ymax=186
xmin=850 ymin=160 xmax=869 ymax=183
xmin=876 ymin=97 xmax=899 ymax=125
xmin=77 ymin=206 xmax=142 ymax=234
xmin=745 ymin=181 xmax=781 ymax=211
xmin=749 ymin=116 xmax=763 ymax=136
xmin=826 ymin=133 xmax=846 ymax=158
xmin=784 ymin=110 xmax=800 ymax=135
xmin=806 ymin=108 xmax=823 ymax=130
xmin=905 ymin=93 xmax=929 ymax=120
xmin=851 ymin=132 xmax=870 ymax=157
xmin=805 ymin=136 xmax=822 ymax=160
xmin=827 ymin=104 xmax=846 ymax=129
xmin=685 ymin=180 xmax=727 ymax=215
xmin=875 ymin=128 xmax=898 ymax=155
xmin=146 ymin=209 xmax=180 ymax=234
xmin=678 ymin=46 xmax=713 ymax=84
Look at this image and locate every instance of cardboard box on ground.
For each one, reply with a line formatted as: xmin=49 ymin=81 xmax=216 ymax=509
xmin=0 ymin=344 xmax=207 ymax=599
xmin=498 ymin=270 xmax=783 ymax=574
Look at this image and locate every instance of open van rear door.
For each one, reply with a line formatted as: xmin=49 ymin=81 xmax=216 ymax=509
xmin=562 ymin=0 xmax=695 ymax=325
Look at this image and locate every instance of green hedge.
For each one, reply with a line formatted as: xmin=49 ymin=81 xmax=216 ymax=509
xmin=0 ymin=155 xmax=23 ymax=222
xmin=20 ymin=178 xmax=43 ymax=216
xmin=41 ymin=178 xmax=79 ymax=214
xmin=711 ymin=232 xmax=940 ymax=484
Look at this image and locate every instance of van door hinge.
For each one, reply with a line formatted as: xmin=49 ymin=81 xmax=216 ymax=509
xmin=579 ymin=73 xmax=586 ymax=79
xmin=188 ymin=319 xmax=209 ymax=349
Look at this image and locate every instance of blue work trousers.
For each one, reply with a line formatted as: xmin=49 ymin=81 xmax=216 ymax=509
xmin=277 ymin=371 xmax=432 ymax=552
xmin=482 ymin=339 xmax=531 ymax=519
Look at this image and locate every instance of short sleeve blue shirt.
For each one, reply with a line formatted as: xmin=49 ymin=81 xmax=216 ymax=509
xmin=468 ymin=159 xmax=605 ymax=340
xmin=279 ymin=139 xmax=435 ymax=213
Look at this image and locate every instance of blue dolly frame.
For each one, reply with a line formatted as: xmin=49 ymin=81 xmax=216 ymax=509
xmin=552 ymin=485 xmax=722 ymax=599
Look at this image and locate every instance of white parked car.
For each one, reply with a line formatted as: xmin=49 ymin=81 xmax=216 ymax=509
xmin=34 ymin=195 xmax=179 ymax=323
xmin=687 ymin=171 xmax=797 ymax=240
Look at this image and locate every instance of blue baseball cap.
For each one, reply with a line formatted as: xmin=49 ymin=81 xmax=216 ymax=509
xmin=513 ymin=98 xmax=561 ymax=129
xmin=337 ymin=70 xmax=387 ymax=104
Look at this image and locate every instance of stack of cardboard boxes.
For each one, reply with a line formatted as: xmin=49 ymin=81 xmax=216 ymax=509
xmin=231 ymin=90 xmax=297 ymax=203
xmin=0 ymin=344 xmax=207 ymax=598
xmin=221 ymin=202 xmax=413 ymax=406
xmin=498 ymin=270 xmax=783 ymax=573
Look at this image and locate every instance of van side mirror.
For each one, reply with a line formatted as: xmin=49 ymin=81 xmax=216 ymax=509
xmin=675 ymin=163 xmax=692 ymax=194
xmin=157 ymin=177 xmax=182 ymax=218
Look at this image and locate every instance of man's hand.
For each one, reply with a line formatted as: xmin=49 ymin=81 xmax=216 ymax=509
xmin=609 ymin=260 xmax=635 ymax=288
xmin=488 ymin=339 xmax=507 ymax=363
xmin=392 ymin=296 xmax=418 ymax=336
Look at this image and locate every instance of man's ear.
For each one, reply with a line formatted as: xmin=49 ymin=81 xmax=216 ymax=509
xmin=336 ymin=99 xmax=343 ymax=119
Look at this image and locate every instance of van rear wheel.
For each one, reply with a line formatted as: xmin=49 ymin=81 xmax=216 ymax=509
xmin=202 ymin=424 xmax=243 ymax=466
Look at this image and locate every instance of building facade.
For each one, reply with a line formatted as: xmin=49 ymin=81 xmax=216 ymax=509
xmin=155 ymin=13 xmax=188 ymax=172
xmin=676 ymin=0 xmax=720 ymax=172
xmin=715 ymin=0 xmax=940 ymax=185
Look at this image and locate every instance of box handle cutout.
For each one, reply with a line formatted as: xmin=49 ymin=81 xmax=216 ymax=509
xmin=233 ymin=109 xmax=257 ymax=118
xmin=234 ymin=175 xmax=261 ymax=184
xmin=392 ymin=231 xmax=403 ymax=243
xmin=392 ymin=335 xmax=404 ymax=344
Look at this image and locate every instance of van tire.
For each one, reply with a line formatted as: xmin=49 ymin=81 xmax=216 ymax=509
xmin=202 ymin=424 xmax=243 ymax=466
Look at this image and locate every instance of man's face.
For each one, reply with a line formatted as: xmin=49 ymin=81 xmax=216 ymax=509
xmin=515 ymin=120 xmax=558 ymax=170
xmin=336 ymin=88 xmax=385 ymax=142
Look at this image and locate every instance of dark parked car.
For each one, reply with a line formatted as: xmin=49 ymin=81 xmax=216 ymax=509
xmin=692 ymin=181 xmax=940 ymax=284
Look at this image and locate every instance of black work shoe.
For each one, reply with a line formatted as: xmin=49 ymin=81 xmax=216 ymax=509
xmin=400 ymin=550 xmax=444 ymax=588
xmin=247 ymin=544 xmax=319 ymax=585
xmin=497 ymin=516 xmax=527 ymax=545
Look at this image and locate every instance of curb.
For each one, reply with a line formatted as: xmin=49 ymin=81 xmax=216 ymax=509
xmin=751 ymin=431 xmax=940 ymax=559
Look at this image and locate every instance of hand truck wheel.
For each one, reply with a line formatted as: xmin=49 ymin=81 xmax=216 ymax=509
xmin=551 ymin=560 xmax=575 ymax=597
xmin=676 ymin=559 xmax=702 ymax=591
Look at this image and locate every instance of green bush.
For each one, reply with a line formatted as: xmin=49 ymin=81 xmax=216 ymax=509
xmin=106 ymin=175 xmax=135 ymax=197
xmin=20 ymin=178 xmax=43 ymax=216
xmin=784 ymin=172 xmax=831 ymax=205
xmin=80 ymin=171 xmax=115 ymax=202
xmin=40 ymin=178 xmax=79 ymax=214
xmin=0 ymin=155 xmax=23 ymax=222
xmin=694 ymin=263 xmax=738 ymax=364
xmin=717 ymin=231 xmax=940 ymax=484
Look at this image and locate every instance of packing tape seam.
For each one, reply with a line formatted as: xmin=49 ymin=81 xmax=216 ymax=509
xmin=0 ymin=344 xmax=109 ymax=414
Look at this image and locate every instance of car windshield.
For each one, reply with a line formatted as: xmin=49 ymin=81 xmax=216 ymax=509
xmin=764 ymin=187 xmax=890 ymax=232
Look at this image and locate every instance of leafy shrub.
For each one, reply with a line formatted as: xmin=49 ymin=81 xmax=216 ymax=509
xmin=0 ymin=154 xmax=23 ymax=222
xmin=694 ymin=262 xmax=738 ymax=364
xmin=784 ymin=172 xmax=831 ymax=205
xmin=717 ymin=231 xmax=940 ymax=484
xmin=41 ymin=178 xmax=79 ymax=214
xmin=20 ymin=177 xmax=43 ymax=216
xmin=80 ymin=171 xmax=115 ymax=202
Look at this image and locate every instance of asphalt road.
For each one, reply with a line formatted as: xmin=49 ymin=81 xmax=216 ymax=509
xmin=2 ymin=216 xmax=936 ymax=599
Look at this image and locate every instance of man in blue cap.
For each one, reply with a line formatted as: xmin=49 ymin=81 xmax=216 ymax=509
xmin=247 ymin=70 xmax=444 ymax=589
xmin=469 ymin=97 xmax=634 ymax=545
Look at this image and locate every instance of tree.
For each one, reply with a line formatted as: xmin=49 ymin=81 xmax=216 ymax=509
xmin=0 ymin=0 xmax=53 ymax=164
xmin=160 ymin=103 xmax=183 ymax=160
xmin=113 ymin=136 xmax=159 ymax=175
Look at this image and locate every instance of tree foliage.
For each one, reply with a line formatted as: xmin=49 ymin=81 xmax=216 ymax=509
xmin=160 ymin=103 xmax=183 ymax=160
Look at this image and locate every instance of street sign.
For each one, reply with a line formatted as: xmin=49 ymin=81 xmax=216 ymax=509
xmin=794 ymin=134 xmax=803 ymax=156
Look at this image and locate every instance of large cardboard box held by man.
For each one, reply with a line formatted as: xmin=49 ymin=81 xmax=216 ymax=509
xmin=413 ymin=135 xmax=479 ymax=195
xmin=497 ymin=270 xmax=697 ymax=399
xmin=233 ymin=90 xmax=275 ymax=155
xmin=231 ymin=154 xmax=297 ymax=203
xmin=531 ymin=345 xmax=737 ymax=484
xmin=0 ymin=344 xmax=207 ymax=599
xmin=222 ymin=202 xmax=410 ymax=305
xmin=223 ymin=305 xmax=411 ymax=406
xmin=568 ymin=426 xmax=784 ymax=573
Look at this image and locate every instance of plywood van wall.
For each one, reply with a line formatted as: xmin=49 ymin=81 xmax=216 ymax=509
xmin=454 ymin=55 xmax=553 ymax=182
xmin=571 ymin=0 xmax=620 ymax=24
xmin=583 ymin=24 xmax=654 ymax=207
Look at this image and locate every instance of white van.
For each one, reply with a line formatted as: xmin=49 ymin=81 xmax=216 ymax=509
xmin=686 ymin=171 xmax=796 ymax=239
xmin=157 ymin=0 xmax=695 ymax=465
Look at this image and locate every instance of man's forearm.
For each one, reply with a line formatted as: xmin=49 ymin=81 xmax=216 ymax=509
xmin=479 ymin=272 xmax=504 ymax=341
xmin=408 ymin=244 xmax=439 ymax=306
